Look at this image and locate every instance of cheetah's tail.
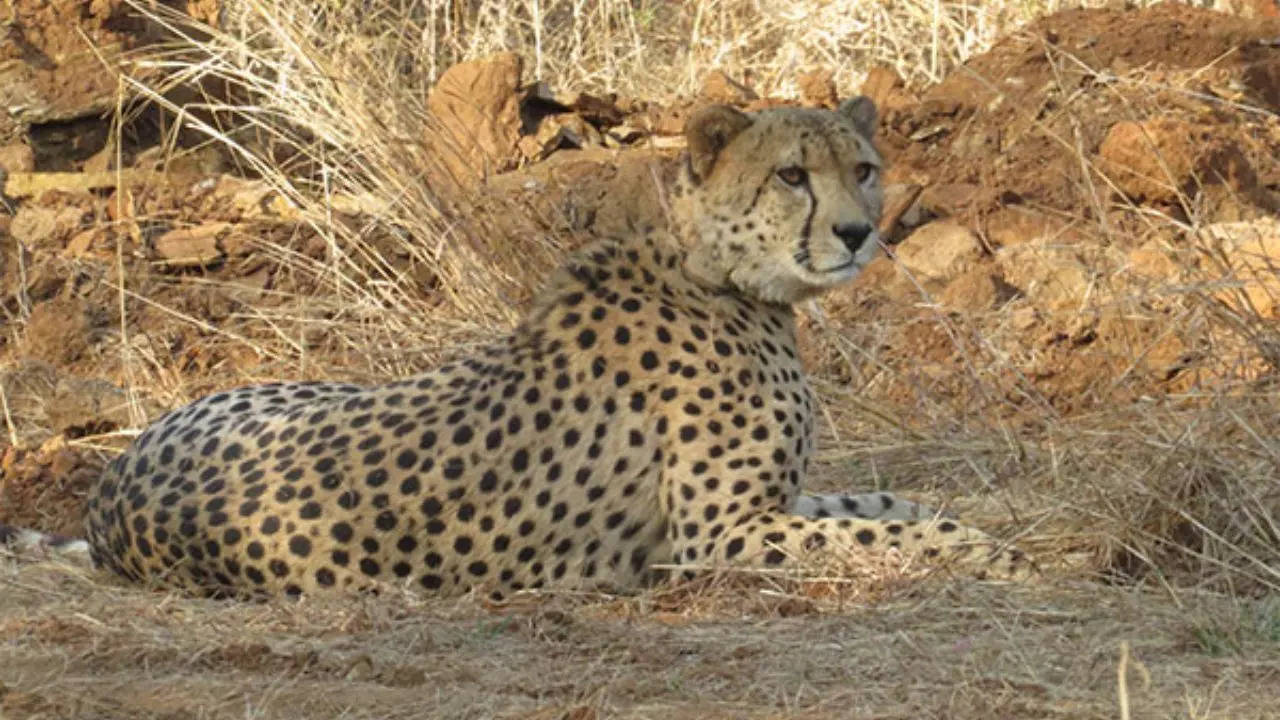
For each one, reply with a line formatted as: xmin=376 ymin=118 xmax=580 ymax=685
xmin=0 ymin=524 xmax=92 ymax=566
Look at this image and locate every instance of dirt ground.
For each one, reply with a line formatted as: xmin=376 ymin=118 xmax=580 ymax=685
xmin=2 ymin=1 xmax=1280 ymax=718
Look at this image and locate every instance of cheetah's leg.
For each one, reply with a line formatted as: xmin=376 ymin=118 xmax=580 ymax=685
xmin=792 ymin=492 xmax=945 ymax=522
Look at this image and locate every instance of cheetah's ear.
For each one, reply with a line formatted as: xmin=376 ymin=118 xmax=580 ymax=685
xmin=837 ymin=96 xmax=878 ymax=138
xmin=685 ymin=104 xmax=753 ymax=183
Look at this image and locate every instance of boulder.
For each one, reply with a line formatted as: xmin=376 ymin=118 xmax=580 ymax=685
xmin=1204 ymin=218 xmax=1280 ymax=317
xmin=425 ymin=52 xmax=526 ymax=188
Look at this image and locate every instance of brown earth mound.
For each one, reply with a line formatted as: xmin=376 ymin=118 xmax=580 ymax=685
xmin=883 ymin=2 xmax=1280 ymax=219
xmin=815 ymin=3 xmax=1280 ymax=423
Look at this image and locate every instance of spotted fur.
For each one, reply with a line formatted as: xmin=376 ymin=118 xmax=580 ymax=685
xmin=82 ymin=98 xmax=1034 ymax=598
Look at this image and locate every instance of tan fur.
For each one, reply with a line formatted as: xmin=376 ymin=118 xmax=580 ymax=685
xmin=84 ymin=99 xmax=1034 ymax=599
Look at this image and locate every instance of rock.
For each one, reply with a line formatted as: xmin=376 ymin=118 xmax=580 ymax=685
xmin=152 ymin=222 xmax=231 ymax=267
xmin=4 ymin=169 xmax=199 ymax=199
xmin=425 ymin=52 xmax=526 ymax=188
xmin=212 ymin=175 xmax=275 ymax=217
xmin=1204 ymin=218 xmax=1280 ymax=316
xmin=1125 ymin=243 xmax=1180 ymax=283
xmin=518 ymin=114 xmax=603 ymax=162
xmin=604 ymin=124 xmax=647 ymax=147
xmin=10 ymin=205 xmax=86 ymax=248
xmin=204 ymin=176 xmax=302 ymax=221
xmin=893 ymin=220 xmax=983 ymax=283
xmin=1097 ymin=119 xmax=1258 ymax=203
xmin=996 ymin=242 xmax=1101 ymax=313
xmin=797 ymin=68 xmax=838 ymax=108
xmin=0 ymin=143 xmax=35 ymax=173
xmin=982 ymin=208 xmax=1074 ymax=250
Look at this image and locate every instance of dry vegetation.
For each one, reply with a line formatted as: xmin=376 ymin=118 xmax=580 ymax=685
xmin=2 ymin=0 xmax=1280 ymax=718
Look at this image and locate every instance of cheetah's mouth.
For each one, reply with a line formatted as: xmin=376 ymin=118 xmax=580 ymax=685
xmin=814 ymin=260 xmax=858 ymax=275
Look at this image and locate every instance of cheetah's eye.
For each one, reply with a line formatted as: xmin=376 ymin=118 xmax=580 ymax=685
xmin=776 ymin=166 xmax=807 ymax=186
xmin=853 ymin=163 xmax=877 ymax=184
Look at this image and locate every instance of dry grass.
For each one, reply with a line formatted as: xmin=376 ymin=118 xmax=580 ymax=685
xmin=211 ymin=0 xmax=1169 ymax=96
xmin=3 ymin=553 xmax=1279 ymax=718
xmin=3 ymin=0 xmax=1279 ymax=717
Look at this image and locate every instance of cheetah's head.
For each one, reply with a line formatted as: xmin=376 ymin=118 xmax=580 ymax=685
xmin=677 ymin=98 xmax=883 ymax=305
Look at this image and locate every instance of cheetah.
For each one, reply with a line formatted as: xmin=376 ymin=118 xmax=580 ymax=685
xmin=16 ymin=97 xmax=1035 ymax=598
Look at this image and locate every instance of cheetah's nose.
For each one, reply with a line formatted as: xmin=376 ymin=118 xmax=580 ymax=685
xmin=833 ymin=222 xmax=873 ymax=253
